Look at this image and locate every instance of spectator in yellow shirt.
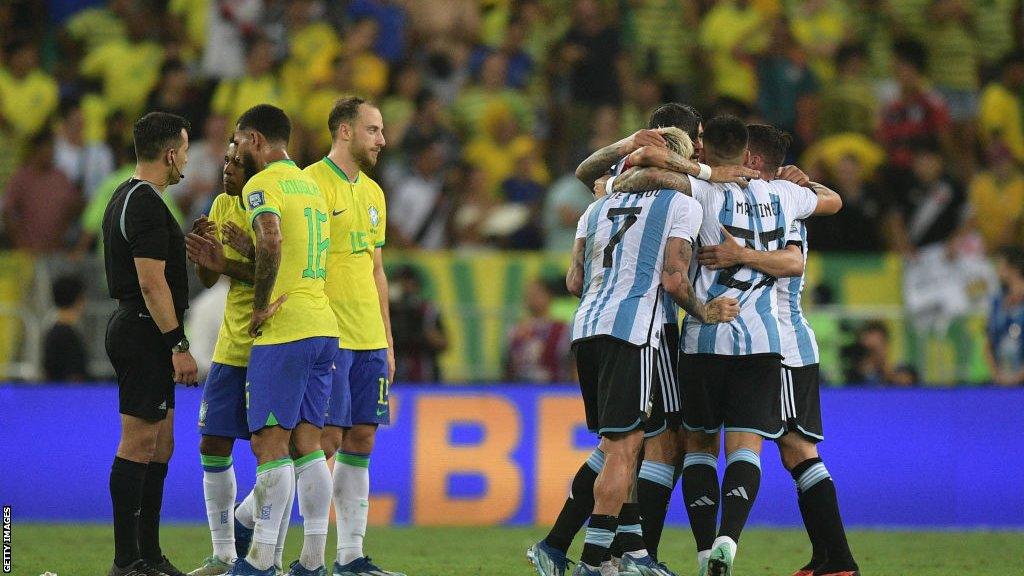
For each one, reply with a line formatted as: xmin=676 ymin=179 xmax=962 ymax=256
xmin=979 ymin=51 xmax=1024 ymax=164
xmin=0 ymin=40 xmax=59 ymax=150
xmin=463 ymin=103 xmax=548 ymax=198
xmin=78 ymin=12 xmax=164 ymax=116
xmin=452 ymin=52 xmax=534 ymax=139
xmin=210 ymin=36 xmax=287 ymax=134
xmin=698 ymin=0 xmax=770 ymax=105
xmin=969 ymin=141 xmax=1024 ymax=252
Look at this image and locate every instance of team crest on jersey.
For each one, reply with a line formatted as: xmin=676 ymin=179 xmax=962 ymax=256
xmin=248 ymin=191 xmax=265 ymax=209
xmin=368 ymin=205 xmax=380 ymax=227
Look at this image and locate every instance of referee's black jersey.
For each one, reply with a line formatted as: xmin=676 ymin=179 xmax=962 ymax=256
xmin=101 ymin=179 xmax=188 ymax=312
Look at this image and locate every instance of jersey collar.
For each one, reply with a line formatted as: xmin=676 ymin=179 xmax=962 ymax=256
xmin=266 ymin=159 xmax=297 ymax=168
xmin=324 ymin=156 xmax=361 ymax=184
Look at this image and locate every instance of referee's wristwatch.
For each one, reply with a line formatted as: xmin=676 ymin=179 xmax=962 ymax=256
xmin=172 ymin=336 xmax=190 ymax=354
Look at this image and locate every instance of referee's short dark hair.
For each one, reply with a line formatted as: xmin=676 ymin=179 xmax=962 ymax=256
xmin=703 ymin=115 xmax=748 ymax=160
xmin=133 ymin=112 xmax=191 ymax=161
xmin=648 ymin=102 xmax=702 ymax=143
xmin=746 ymin=124 xmax=792 ymax=172
xmin=237 ymin=104 xmax=291 ymax=145
xmin=52 ymin=274 xmax=85 ymax=309
xmin=329 ymin=96 xmax=369 ymax=136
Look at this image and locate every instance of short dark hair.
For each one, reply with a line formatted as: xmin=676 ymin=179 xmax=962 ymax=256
xmin=133 ymin=112 xmax=190 ymax=161
xmin=860 ymin=320 xmax=890 ymax=339
xmin=328 ymin=96 xmax=368 ymax=136
xmin=746 ymin=124 xmax=791 ymax=172
xmin=648 ymin=102 xmax=702 ymax=142
xmin=52 ymin=274 xmax=84 ymax=309
xmin=236 ymin=104 xmax=291 ymax=145
xmin=893 ymin=39 xmax=927 ymax=73
xmin=703 ymin=115 xmax=748 ymax=159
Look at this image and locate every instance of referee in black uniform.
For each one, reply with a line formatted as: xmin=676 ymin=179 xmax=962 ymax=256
xmin=102 ymin=112 xmax=197 ymax=576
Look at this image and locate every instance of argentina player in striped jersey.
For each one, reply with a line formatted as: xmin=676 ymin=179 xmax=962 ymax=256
xmin=562 ymin=157 xmax=739 ymax=576
xmin=698 ymin=126 xmax=860 ymax=576
xmin=611 ymin=116 xmax=842 ymax=576
xmin=529 ymin=105 xmax=756 ymax=576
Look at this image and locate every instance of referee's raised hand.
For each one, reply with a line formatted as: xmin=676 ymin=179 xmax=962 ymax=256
xmin=172 ymin=348 xmax=199 ymax=386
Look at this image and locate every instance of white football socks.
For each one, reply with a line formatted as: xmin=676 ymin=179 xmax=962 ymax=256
xmin=247 ymin=458 xmax=295 ymax=571
xmin=201 ymin=455 xmax=237 ymax=562
xmin=333 ymin=451 xmax=370 ymax=565
xmin=295 ymin=450 xmax=332 ymax=570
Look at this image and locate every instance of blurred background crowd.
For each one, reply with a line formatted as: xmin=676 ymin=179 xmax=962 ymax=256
xmin=1 ymin=0 xmax=1023 ymax=387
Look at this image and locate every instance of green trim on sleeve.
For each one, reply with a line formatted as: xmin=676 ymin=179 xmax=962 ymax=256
xmin=250 ymin=206 xmax=281 ymax=225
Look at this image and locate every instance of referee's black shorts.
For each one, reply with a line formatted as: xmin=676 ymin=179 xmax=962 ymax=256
xmin=105 ymin=307 xmax=175 ymax=421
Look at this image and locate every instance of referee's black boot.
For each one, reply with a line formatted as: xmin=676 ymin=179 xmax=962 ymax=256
xmin=147 ymin=555 xmax=187 ymax=576
xmin=108 ymin=559 xmax=168 ymax=576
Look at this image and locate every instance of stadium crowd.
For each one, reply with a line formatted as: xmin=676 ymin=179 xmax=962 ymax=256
xmin=1 ymin=0 xmax=1023 ymax=385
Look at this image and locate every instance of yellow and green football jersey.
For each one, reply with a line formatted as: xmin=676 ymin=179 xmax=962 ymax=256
xmin=208 ymin=192 xmax=255 ymax=367
xmin=304 ymin=157 xmax=388 ymax=350
xmin=243 ymin=159 xmax=338 ymax=345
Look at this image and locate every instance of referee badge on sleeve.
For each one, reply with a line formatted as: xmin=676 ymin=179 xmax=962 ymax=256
xmin=248 ymin=191 xmax=265 ymax=209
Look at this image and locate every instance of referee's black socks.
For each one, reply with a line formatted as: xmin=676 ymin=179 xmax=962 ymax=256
xmin=718 ymin=449 xmax=761 ymax=543
xmin=791 ymin=457 xmax=858 ymax=572
xmin=110 ymin=457 xmax=147 ymax=567
xmin=139 ymin=461 xmax=169 ymax=562
xmin=544 ymin=448 xmax=604 ymax=552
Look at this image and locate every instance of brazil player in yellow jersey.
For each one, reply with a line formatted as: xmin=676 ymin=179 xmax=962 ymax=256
xmin=303 ymin=97 xmax=403 ymax=576
xmin=226 ymin=105 xmax=339 ymax=576
xmin=184 ymin=140 xmax=258 ymax=576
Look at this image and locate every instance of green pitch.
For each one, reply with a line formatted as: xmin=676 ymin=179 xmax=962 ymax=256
xmin=12 ymin=524 xmax=1024 ymax=576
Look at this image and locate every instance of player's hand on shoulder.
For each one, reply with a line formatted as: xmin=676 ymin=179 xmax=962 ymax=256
xmin=593 ymin=175 xmax=610 ymax=198
xmin=630 ymin=129 xmax=667 ymax=151
xmin=777 ymin=165 xmax=810 ymax=187
xmin=698 ymin=225 xmax=745 ymax=269
xmin=705 ymin=296 xmax=740 ymax=324
xmin=709 ymin=165 xmax=759 ymax=186
xmin=172 ymin=351 xmax=199 ymax=386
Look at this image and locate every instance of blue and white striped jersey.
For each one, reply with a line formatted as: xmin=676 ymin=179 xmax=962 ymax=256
xmin=610 ymin=156 xmax=683 ymax=328
xmin=777 ymin=220 xmax=819 ymax=367
xmin=572 ymin=189 xmax=703 ymax=347
xmin=682 ymin=177 xmax=819 ymax=356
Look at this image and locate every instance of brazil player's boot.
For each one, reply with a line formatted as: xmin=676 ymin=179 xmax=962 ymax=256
xmin=286 ymin=559 xmax=326 ymax=576
xmin=527 ymin=540 xmax=574 ymax=576
xmin=332 ymin=556 xmax=406 ymax=576
xmin=188 ymin=556 xmax=234 ymax=576
xmin=226 ymin=558 xmax=277 ymax=576
xmin=706 ymin=537 xmax=736 ymax=576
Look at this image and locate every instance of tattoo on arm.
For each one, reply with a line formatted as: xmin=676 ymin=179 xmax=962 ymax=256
xmin=221 ymin=259 xmax=255 ymax=284
xmin=664 ymin=239 xmax=710 ymax=322
xmin=252 ymin=214 xmax=281 ymax=311
xmin=615 ymin=167 xmax=692 ymax=195
xmin=577 ymin=140 xmax=632 ymax=186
